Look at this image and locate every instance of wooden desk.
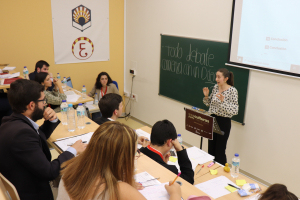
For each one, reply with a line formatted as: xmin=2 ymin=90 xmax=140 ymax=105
xmin=194 ymin=167 xmax=267 ymax=200
xmin=64 ymin=86 xmax=94 ymax=105
xmin=0 ymin=68 xmax=22 ymax=90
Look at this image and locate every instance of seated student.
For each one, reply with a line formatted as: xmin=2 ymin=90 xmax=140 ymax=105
xmin=258 ymin=184 xmax=298 ymax=200
xmin=57 ymin=121 xmax=182 ymax=200
xmin=0 ymin=92 xmax=12 ymax=125
xmin=140 ymin=120 xmax=194 ymax=184
xmin=0 ymin=79 xmax=86 ymax=200
xmin=94 ymin=93 xmax=123 ymax=125
xmin=35 ymin=72 xmax=66 ymax=112
xmin=29 ymin=60 xmax=54 ymax=91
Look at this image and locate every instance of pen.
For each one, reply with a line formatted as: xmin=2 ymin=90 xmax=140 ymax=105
xmin=170 ymin=172 xmax=181 ymax=186
xmin=228 ymin=184 xmax=240 ymax=190
xmin=145 ymin=139 xmax=150 ymax=141
xmin=67 ymin=141 xmax=87 ymax=146
xmin=207 ymin=161 xmax=216 ymax=168
xmin=196 ymin=165 xmax=204 ymax=175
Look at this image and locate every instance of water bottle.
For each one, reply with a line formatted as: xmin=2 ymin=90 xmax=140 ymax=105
xmin=57 ymin=73 xmax=61 ymax=80
xmin=76 ymin=103 xmax=86 ymax=129
xmin=67 ymin=104 xmax=76 ymax=132
xmin=94 ymin=93 xmax=99 ymax=105
xmin=177 ymin=134 xmax=183 ymax=145
xmin=231 ymin=153 xmax=240 ymax=178
xmin=60 ymin=100 xmax=68 ymax=125
xmin=82 ymin=85 xmax=87 ymax=99
xmin=62 ymin=77 xmax=67 ymax=88
xmin=23 ymin=66 xmax=29 ymax=79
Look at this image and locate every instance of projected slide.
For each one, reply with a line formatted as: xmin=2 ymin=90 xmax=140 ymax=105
xmin=230 ymin=0 xmax=300 ymax=74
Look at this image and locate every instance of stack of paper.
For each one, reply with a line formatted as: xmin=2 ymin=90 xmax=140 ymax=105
xmin=194 ymin=176 xmax=239 ymax=199
xmin=2 ymin=66 xmax=16 ymax=71
xmin=53 ymin=132 xmax=94 ymax=152
xmin=64 ymin=91 xmax=76 ymax=95
xmin=0 ymin=72 xmax=20 ymax=79
xmin=136 ymin=129 xmax=151 ymax=149
xmin=139 ymin=182 xmax=170 ymax=200
xmin=186 ymin=146 xmax=214 ymax=165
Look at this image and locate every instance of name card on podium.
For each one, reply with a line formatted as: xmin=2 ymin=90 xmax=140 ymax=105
xmin=185 ymin=108 xmax=214 ymax=140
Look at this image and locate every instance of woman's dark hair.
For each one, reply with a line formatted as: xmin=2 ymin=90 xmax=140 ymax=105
xmin=217 ymin=68 xmax=234 ymax=86
xmin=8 ymin=79 xmax=44 ymax=114
xmin=258 ymin=184 xmax=298 ymax=200
xmin=34 ymin=72 xmax=49 ymax=85
xmin=95 ymin=72 xmax=113 ymax=89
xmin=150 ymin=120 xmax=178 ymax=146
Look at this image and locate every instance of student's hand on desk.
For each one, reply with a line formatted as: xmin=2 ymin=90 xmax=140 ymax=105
xmin=165 ymin=181 xmax=182 ymax=199
xmin=134 ymin=182 xmax=144 ymax=190
xmin=43 ymin=107 xmax=57 ymax=121
xmin=172 ymin=139 xmax=183 ymax=152
xmin=71 ymin=140 xmax=87 ymax=154
xmin=164 ymin=152 xmax=171 ymax=163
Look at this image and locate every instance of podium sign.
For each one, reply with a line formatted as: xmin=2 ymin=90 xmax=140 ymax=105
xmin=185 ymin=108 xmax=214 ymax=140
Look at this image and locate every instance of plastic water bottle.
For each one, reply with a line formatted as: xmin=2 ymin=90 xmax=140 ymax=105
xmin=76 ymin=103 xmax=86 ymax=129
xmin=60 ymin=100 xmax=68 ymax=125
xmin=231 ymin=153 xmax=240 ymax=178
xmin=67 ymin=104 xmax=76 ymax=132
xmin=94 ymin=93 xmax=99 ymax=105
xmin=62 ymin=77 xmax=67 ymax=88
xmin=23 ymin=66 xmax=29 ymax=79
xmin=177 ymin=134 xmax=183 ymax=145
xmin=82 ymin=85 xmax=87 ymax=99
xmin=57 ymin=73 xmax=61 ymax=80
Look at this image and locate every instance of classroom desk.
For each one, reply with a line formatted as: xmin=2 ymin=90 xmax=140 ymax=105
xmin=0 ymin=68 xmax=22 ymax=90
xmin=194 ymin=166 xmax=267 ymax=200
xmin=64 ymin=86 xmax=94 ymax=105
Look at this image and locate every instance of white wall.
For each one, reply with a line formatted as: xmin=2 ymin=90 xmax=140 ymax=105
xmin=125 ymin=0 xmax=300 ymax=196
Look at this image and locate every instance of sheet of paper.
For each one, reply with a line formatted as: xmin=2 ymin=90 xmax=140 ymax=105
xmin=134 ymin=171 xmax=161 ymax=187
xmin=53 ymin=132 xmax=94 ymax=152
xmin=236 ymin=179 xmax=247 ymax=186
xmin=210 ymin=169 xmax=218 ymax=175
xmin=85 ymin=101 xmax=94 ymax=105
xmin=139 ymin=182 xmax=170 ymax=200
xmin=186 ymin=146 xmax=214 ymax=165
xmin=225 ymin=185 xmax=237 ymax=192
xmin=167 ymin=157 xmax=198 ymax=172
xmin=2 ymin=66 xmax=16 ymax=71
xmin=85 ymin=104 xmax=98 ymax=110
xmin=195 ymin=176 xmax=239 ymax=199
xmin=136 ymin=129 xmax=151 ymax=149
xmin=0 ymin=72 xmax=20 ymax=79
xmin=64 ymin=91 xmax=76 ymax=95
xmin=66 ymin=94 xmax=81 ymax=102
xmin=245 ymin=194 xmax=261 ymax=200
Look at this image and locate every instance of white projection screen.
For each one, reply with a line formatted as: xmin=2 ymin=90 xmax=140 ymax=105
xmin=228 ymin=0 xmax=300 ymax=78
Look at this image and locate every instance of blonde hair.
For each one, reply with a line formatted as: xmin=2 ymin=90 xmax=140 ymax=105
xmin=61 ymin=121 xmax=138 ymax=200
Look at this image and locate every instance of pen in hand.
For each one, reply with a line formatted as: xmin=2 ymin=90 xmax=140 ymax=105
xmin=170 ymin=172 xmax=181 ymax=186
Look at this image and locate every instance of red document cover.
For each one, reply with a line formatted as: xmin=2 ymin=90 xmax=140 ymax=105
xmin=3 ymin=77 xmax=22 ymax=85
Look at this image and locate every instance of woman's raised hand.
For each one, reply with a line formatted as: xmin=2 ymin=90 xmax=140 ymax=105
xmin=203 ymin=87 xmax=209 ymax=97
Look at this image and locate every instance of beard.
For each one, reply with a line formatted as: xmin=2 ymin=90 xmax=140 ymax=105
xmin=31 ymin=105 xmax=45 ymax=122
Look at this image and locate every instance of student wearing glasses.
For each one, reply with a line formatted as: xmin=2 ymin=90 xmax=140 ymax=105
xmin=0 ymin=79 xmax=86 ymax=200
xmin=57 ymin=121 xmax=182 ymax=200
xmin=35 ymin=72 xmax=66 ymax=112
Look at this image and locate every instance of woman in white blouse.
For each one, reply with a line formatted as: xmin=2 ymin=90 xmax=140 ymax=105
xmin=202 ymin=68 xmax=239 ymax=165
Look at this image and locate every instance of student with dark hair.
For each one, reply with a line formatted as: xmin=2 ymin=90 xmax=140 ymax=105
xmin=258 ymin=184 xmax=298 ymax=200
xmin=35 ymin=72 xmax=66 ymax=112
xmin=139 ymin=120 xmax=194 ymax=184
xmin=29 ymin=60 xmax=54 ymax=91
xmin=94 ymin=93 xmax=123 ymax=125
xmin=202 ymin=68 xmax=239 ymax=165
xmin=0 ymin=92 xmax=12 ymax=125
xmin=0 ymin=79 xmax=86 ymax=200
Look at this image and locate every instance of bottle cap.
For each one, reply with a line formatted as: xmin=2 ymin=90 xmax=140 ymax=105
xmin=62 ymin=100 xmax=66 ymax=102
xmin=68 ymin=104 xmax=73 ymax=107
xmin=83 ymin=85 xmax=85 ymax=87
xmin=78 ymin=103 xmax=82 ymax=106
xmin=64 ymin=77 xmax=66 ymax=78
xmin=57 ymin=73 xmax=60 ymax=74
xmin=178 ymin=134 xmax=181 ymax=137
xmin=235 ymin=153 xmax=239 ymax=157
xmin=95 ymin=93 xmax=97 ymax=94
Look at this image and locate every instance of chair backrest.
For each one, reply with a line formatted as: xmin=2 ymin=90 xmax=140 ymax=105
xmin=0 ymin=173 xmax=20 ymax=200
xmin=112 ymin=80 xmax=119 ymax=90
xmin=66 ymin=77 xmax=73 ymax=88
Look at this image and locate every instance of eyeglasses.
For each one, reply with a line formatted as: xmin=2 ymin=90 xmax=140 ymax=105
xmin=36 ymin=98 xmax=46 ymax=104
xmin=135 ymin=149 xmax=141 ymax=160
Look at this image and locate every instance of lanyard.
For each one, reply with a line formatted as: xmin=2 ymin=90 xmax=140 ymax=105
xmin=101 ymin=86 xmax=107 ymax=97
xmin=147 ymin=145 xmax=164 ymax=161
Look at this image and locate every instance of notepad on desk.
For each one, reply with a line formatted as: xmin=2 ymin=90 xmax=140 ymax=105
xmin=186 ymin=146 xmax=214 ymax=165
xmin=53 ymin=132 xmax=94 ymax=152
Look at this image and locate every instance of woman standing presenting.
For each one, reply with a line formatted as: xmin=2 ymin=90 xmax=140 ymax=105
xmin=203 ymin=68 xmax=238 ymax=165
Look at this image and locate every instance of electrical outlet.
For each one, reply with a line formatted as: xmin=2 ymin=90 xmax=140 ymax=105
xmin=129 ymin=69 xmax=136 ymax=76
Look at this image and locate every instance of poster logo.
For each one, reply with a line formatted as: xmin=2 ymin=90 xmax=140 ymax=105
xmin=72 ymin=5 xmax=91 ymax=32
xmin=72 ymin=37 xmax=94 ymax=60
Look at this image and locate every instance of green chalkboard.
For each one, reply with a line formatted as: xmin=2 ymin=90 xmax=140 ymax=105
xmin=159 ymin=35 xmax=249 ymax=124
